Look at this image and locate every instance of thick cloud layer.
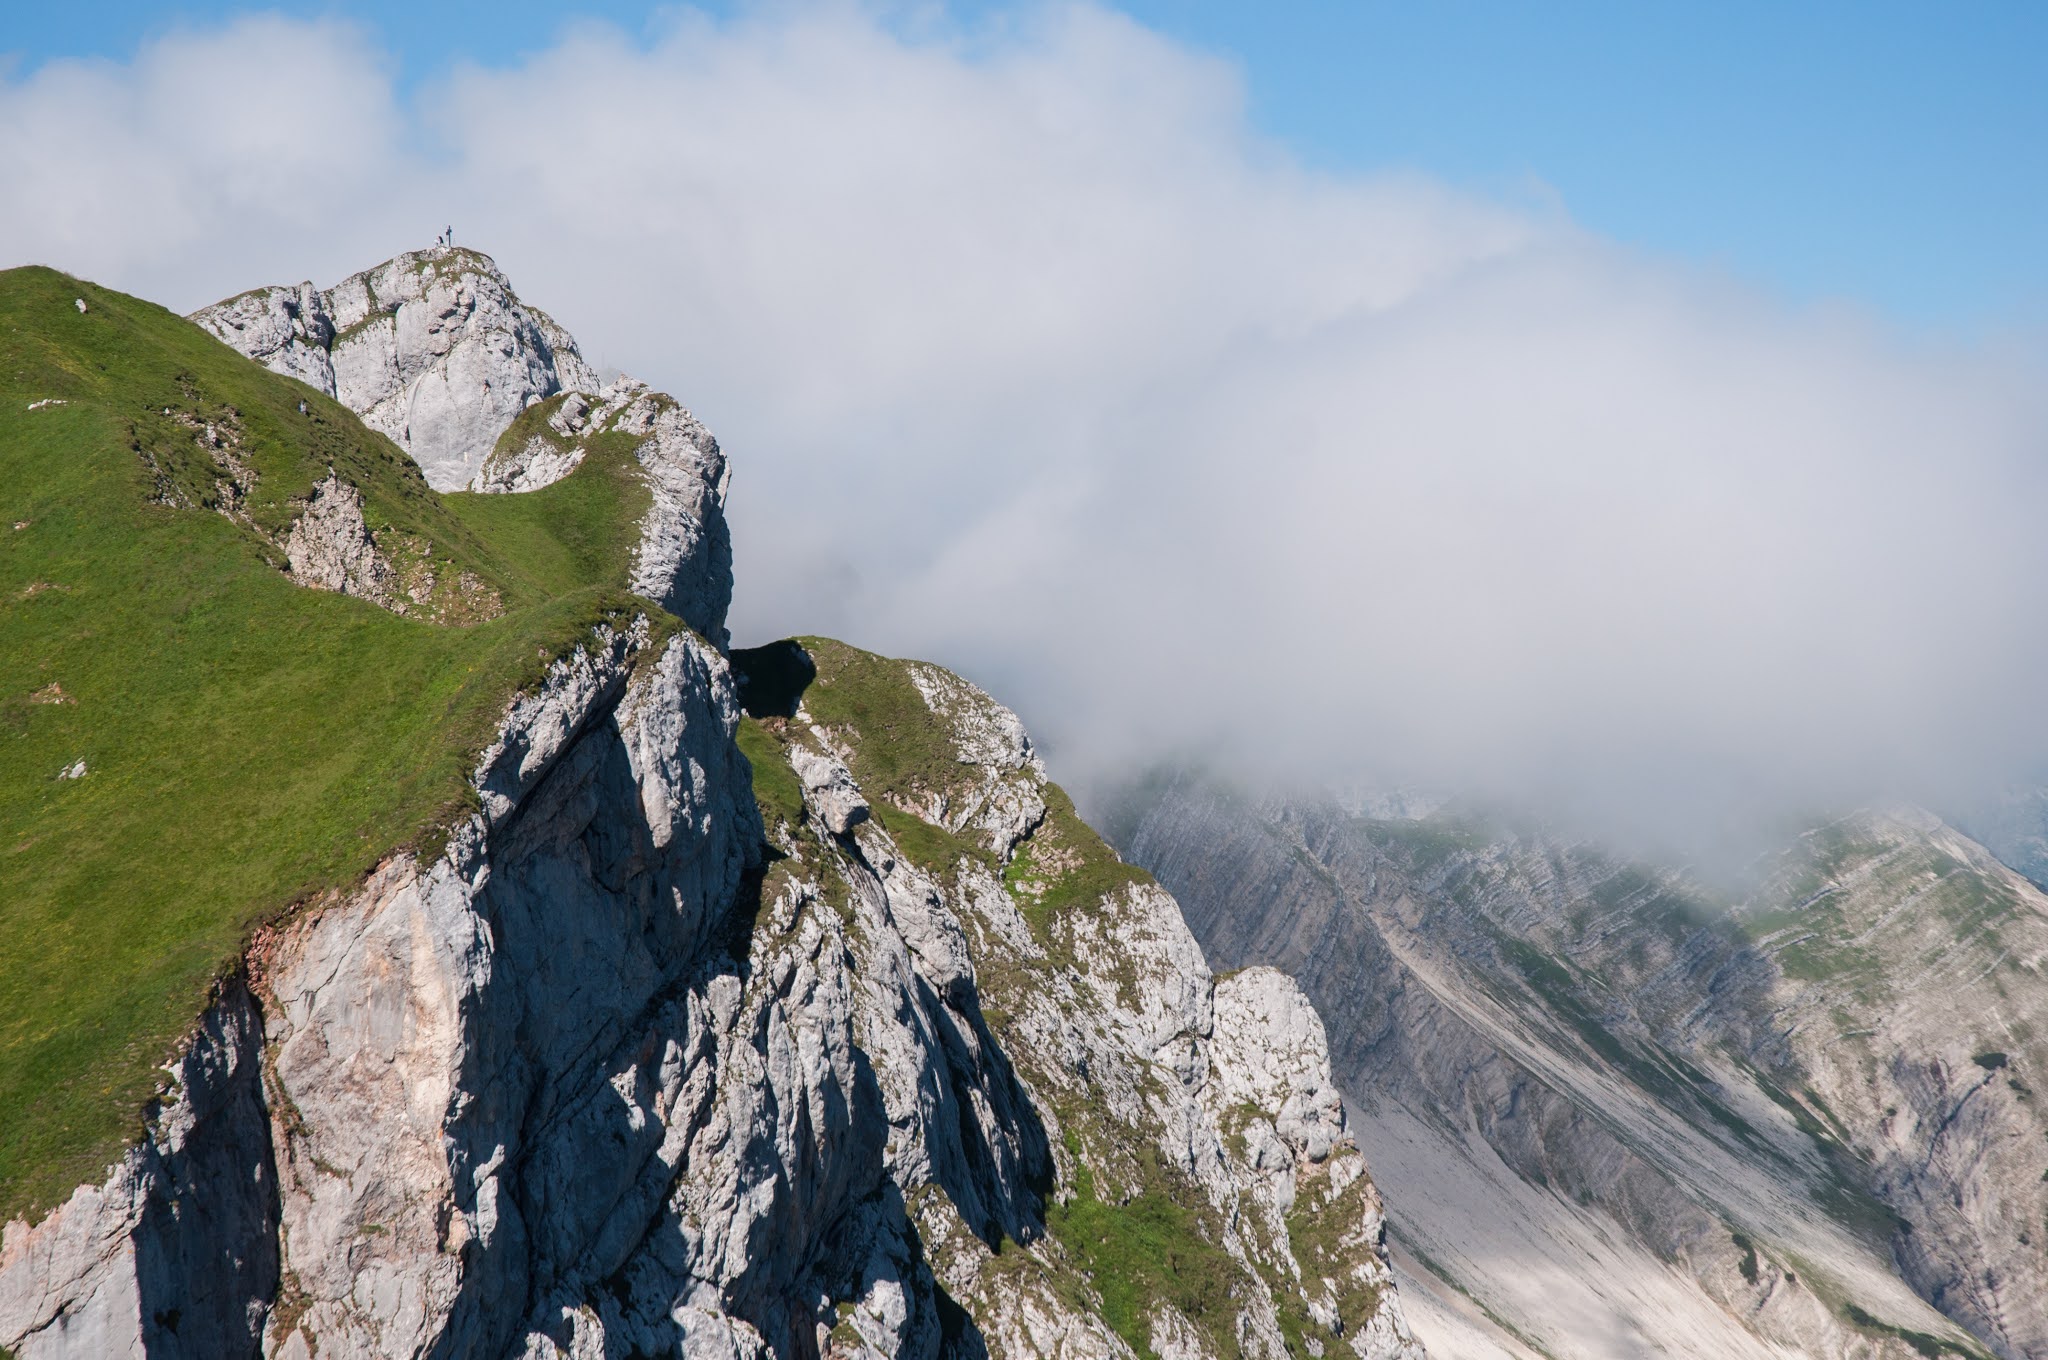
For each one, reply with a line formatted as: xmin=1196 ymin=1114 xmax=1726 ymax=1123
xmin=7 ymin=5 xmax=2045 ymax=849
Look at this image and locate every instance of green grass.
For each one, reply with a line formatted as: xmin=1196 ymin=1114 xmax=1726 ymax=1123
xmin=1267 ymin=1155 xmax=1387 ymax=1357
xmin=734 ymin=717 xmax=806 ymax=837
xmin=791 ymin=636 xmax=985 ymax=816
xmin=1046 ymin=1139 xmax=1244 ymax=1360
xmin=871 ymin=801 xmax=990 ymax=881
xmin=1365 ymin=813 xmax=1487 ymax=873
xmin=440 ymin=409 xmax=650 ymax=604
xmin=0 ymin=265 xmax=663 ymax=1222
xmin=1005 ymin=784 xmax=1151 ymax=950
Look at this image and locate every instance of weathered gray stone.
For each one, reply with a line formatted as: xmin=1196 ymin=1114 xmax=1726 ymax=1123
xmin=193 ymin=248 xmax=597 ymax=493
xmin=281 ymin=472 xmax=397 ymax=604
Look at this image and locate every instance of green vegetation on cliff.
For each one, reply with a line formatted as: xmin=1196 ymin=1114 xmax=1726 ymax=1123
xmin=1046 ymin=1140 xmax=1241 ymax=1360
xmin=0 ymin=266 xmax=662 ymax=1222
xmin=733 ymin=638 xmax=1329 ymax=1360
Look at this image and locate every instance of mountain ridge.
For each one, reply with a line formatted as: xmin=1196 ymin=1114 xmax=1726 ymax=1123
xmin=1114 ymin=774 xmax=2048 ymax=1359
xmin=0 ymin=250 xmax=1423 ymax=1360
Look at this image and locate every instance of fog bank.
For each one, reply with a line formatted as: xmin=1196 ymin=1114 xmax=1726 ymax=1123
xmin=7 ymin=4 xmax=2046 ymax=851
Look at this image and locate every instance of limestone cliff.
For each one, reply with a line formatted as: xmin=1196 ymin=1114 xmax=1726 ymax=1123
xmin=0 ymin=251 xmax=1420 ymax=1360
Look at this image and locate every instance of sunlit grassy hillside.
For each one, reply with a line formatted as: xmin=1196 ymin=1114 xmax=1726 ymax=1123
xmin=0 ymin=266 xmax=661 ymax=1221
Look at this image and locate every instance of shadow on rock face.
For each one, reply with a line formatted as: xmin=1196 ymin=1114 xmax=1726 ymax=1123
xmin=134 ymin=983 xmax=281 ymax=1360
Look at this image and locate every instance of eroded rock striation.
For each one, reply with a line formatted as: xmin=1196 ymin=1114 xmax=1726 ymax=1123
xmin=1118 ymin=779 xmax=2048 ymax=1360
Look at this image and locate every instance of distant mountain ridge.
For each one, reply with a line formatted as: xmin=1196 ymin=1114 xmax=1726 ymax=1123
xmin=1116 ymin=779 xmax=2048 ymax=1359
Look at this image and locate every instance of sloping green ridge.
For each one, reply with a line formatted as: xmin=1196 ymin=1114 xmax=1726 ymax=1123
xmin=0 ymin=266 xmax=658 ymax=1222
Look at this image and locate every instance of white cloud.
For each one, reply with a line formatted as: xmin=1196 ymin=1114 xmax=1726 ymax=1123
xmin=6 ymin=4 xmax=2045 ymax=848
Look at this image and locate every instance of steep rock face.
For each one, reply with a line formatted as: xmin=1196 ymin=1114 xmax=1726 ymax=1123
xmin=258 ymin=621 xmax=765 ymax=1359
xmin=0 ymin=614 xmax=759 ymax=1360
xmin=1118 ymin=780 xmax=2041 ymax=1360
xmin=0 ymin=985 xmax=276 ymax=1360
xmin=0 ymin=633 xmax=1424 ymax=1360
xmin=192 ymin=247 xmax=599 ymax=492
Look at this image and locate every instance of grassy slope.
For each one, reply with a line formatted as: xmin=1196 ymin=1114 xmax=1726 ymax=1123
xmin=0 ymin=266 xmax=655 ymax=1221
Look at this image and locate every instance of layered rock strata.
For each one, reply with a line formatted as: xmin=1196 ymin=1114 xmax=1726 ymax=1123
xmin=1118 ymin=779 xmax=2048 ymax=1360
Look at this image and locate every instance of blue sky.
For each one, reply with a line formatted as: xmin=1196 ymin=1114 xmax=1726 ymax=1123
xmin=7 ymin=1 xmax=2045 ymax=329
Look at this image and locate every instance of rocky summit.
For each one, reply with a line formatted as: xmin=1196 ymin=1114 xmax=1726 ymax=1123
xmin=0 ymin=251 xmax=1420 ymax=1360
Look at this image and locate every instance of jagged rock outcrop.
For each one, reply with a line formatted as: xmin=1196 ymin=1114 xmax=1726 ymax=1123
xmin=1118 ymin=779 xmax=2047 ymax=1360
xmin=2 ymin=251 xmax=1419 ymax=1360
xmin=731 ymin=639 xmax=1424 ymax=1360
xmin=193 ymin=248 xmax=597 ymax=492
xmin=0 ymin=627 xmax=1423 ymax=1360
xmin=280 ymin=472 xmax=399 ymax=603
